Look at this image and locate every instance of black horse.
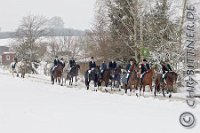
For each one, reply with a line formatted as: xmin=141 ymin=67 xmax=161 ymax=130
xmin=110 ymin=67 xmax=122 ymax=91
xmin=84 ymin=66 xmax=101 ymax=91
xmin=68 ymin=64 xmax=80 ymax=86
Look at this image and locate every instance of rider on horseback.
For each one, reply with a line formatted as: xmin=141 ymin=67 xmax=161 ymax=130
xmin=109 ymin=60 xmax=117 ymax=70
xmin=139 ymin=59 xmax=150 ymax=83
xmin=161 ymin=59 xmax=172 ymax=83
xmin=12 ymin=56 xmax=18 ymax=69
xmin=52 ymin=55 xmax=60 ymax=73
xmin=126 ymin=58 xmax=137 ymax=80
xmin=100 ymin=60 xmax=107 ymax=78
xmin=69 ymin=57 xmax=76 ymax=68
xmin=59 ymin=57 xmax=65 ymax=68
xmin=88 ymin=57 xmax=96 ymax=73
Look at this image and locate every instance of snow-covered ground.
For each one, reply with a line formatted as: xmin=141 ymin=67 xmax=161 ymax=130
xmin=0 ymin=68 xmax=199 ymax=133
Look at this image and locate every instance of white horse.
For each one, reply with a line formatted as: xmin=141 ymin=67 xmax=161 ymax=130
xmin=9 ymin=62 xmax=17 ymax=76
xmin=61 ymin=64 xmax=71 ymax=86
xmin=44 ymin=62 xmax=53 ymax=76
xmin=10 ymin=60 xmax=27 ymax=78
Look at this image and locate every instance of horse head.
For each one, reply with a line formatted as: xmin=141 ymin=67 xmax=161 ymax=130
xmin=168 ymin=71 xmax=178 ymax=83
xmin=55 ymin=64 xmax=64 ymax=73
xmin=70 ymin=64 xmax=80 ymax=76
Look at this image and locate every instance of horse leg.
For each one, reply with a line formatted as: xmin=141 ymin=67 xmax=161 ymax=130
xmin=58 ymin=78 xmax=61 ymax=85
xmin=61 ymin=78 xmax=63 ymax=86
xmin=70 ymin=77 xmax=73 ymax=85
xmin=118 ymin=80 xmax=121 ymax=91
xmin=142 ymin=85 xmax=145 ymax=97
xmin=168 ymin=85 xmax=172 ymax=98
xmin=69 ymin=78 xmax=71 ymax=86
xmin=51 ymin=75 xmax=54 ymax=84
xmin=154 ymin=84 xmax=157 ymax=97
xmin=110 ymin=81 xmax=113 ymax=91
xmin=71 ymin=77 xmax=73 ymax=85
xmin=75 ymin=76 xmax=78 ymax=86
xmin=162 ymin=85 xmax=166 ymax=97
xmin=85 ymin=80 xmax=89 ymax=90
xmin=125 ymin=84 xmax=128 ymax=94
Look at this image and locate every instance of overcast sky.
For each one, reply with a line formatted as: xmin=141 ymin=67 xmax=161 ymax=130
xmin=0 ymin=0 xmax=96 ymax=32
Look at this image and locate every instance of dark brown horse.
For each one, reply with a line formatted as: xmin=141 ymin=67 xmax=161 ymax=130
xmin=138 ymin=66 xmax=155 ymax=96
xmin=51 ymin=64 xmax=64 ymax=85
xmin=68 ymin=64 xmax=80 ymax=86
xmin=110 ymin=67 xmax=122 ymax=91
xmin=99 ymin=69 xmax=110 ymax=87
xmin=126 ymin=70 xmax=139 ymax=94
xmin=154 ymin=71 xmax=178 ymax=98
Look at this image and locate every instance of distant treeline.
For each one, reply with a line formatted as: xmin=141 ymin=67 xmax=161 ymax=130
xmin=0 ymin=28 xmax=86 ymax=39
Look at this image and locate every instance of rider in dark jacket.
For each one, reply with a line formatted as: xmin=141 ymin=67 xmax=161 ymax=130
xmin=12 ymin=56 xmax=18 ymax=69
xmin=59 ymin=57 xmax=65 ymax=68
xmin=100 ymin=60 xmax=107 ymax=77
xmin=126 ymin=58 xmax=137 ymax=79
xmin=161 ymin=59 xmax=172 ymax=83
xmin=69 ymin=57 xmax=76 ymax=68
xmin=109 ymin=60 xmax=117 ymax=70
xmin=54 ymin=55 xmax=59 ymax=66
xmin=52 ymin=55 xmax=59 ymax=73
xmin=139 ymin=59 xmax=150 ymax=81
xmin=89 ymin=57 xmax=96 ymax=70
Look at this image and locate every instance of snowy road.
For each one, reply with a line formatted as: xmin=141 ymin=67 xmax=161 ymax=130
xmin=0 ymin=72 xmax=199 ymax=133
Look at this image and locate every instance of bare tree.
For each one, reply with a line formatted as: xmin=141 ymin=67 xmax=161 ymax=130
xmin=13 ymin=14 xmax=48 ymax=61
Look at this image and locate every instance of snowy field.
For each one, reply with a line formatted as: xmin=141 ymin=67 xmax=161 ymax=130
xmin=0 ymin=68 xmax=199 ymax=133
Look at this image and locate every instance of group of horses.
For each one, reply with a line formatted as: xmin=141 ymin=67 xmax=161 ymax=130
xmin=9 ymin=60 xmax=178 ymax=98
xmin=9 ymin=60 xmax=80 ymax=87
xmin=50 ymin=63 xmax=80 ymax=86
xmin=10 ymin=60 xmax=36 ymax=78
xmin=85 ymin=64 xmax=178 ymax=98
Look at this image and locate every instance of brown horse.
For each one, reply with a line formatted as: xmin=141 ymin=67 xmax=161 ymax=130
xmin=51 ymin=64 xmax=64 ymax=85
xmin=154 ymin=71 xmax=178 ymax=98
xmin=100 ymin=69 xmax=110 ymax=87
xmin=126 ymin=70 xmax=139 ymax=94
xmin=138 ymin=66 xmax=155 ymax=96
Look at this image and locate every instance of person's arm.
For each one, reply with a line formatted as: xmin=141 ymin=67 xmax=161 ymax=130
xmin=147 ymin=64 xmax=150 ymax=70
xmin=94 ymin=62 xmax=96 ymax=68
xmin=167 ymin=64 xmax=172 ymax=71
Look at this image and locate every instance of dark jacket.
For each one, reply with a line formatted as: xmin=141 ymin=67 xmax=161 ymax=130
xmin=54 ymin=59 xmax=59 ymax=66
xmin=126 ymin=64 xmax=131 ymax=71
xmin=109 ymin=61 xmax=117 ymax=69
xmin=100 ymin=63 xmax=107 ymax=70
xmin=162 ymin=63 xmax=172 ymax=73
xmin=141 ymin=63 xmax=150 ymax=73
xmin=69 ymin=59 xmax=76 ymax=67
xmin=89 ymin=61 xmax=96 ymax=69
xmin=58 ymin=60 xmax=65 ymax=68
